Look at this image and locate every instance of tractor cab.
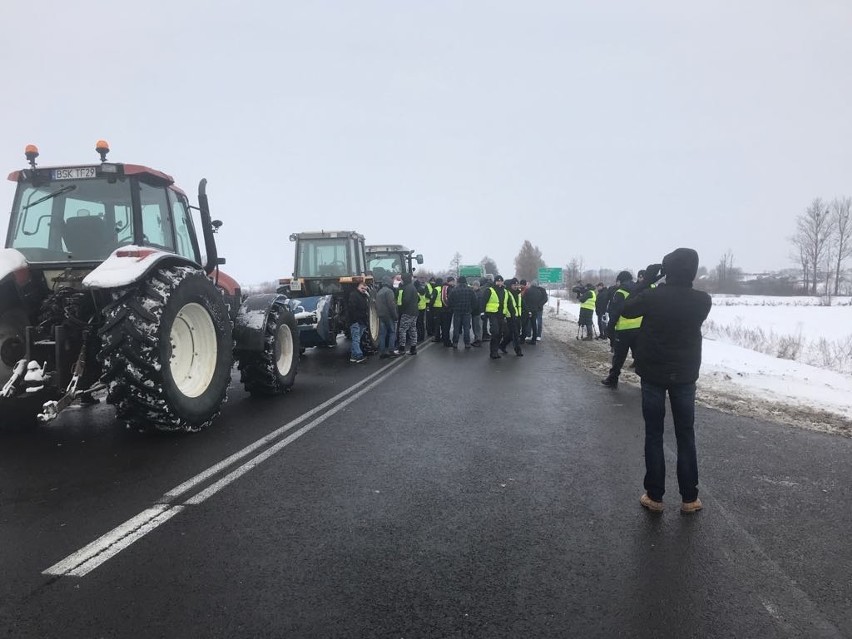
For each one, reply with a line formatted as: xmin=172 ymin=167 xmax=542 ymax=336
xmin=282 ymin=231 xmax=372 ymax=298
xmin=6 ymin=141 xmax=219 ymax=275
xmin=365 ymin=244 xmax=424 ymax=281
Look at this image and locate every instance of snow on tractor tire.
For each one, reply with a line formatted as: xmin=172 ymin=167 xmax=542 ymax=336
xmin=236 ymin=296 xmax=299 ymax=396
xmin=99 ymin=266 xmax=233 ymax=432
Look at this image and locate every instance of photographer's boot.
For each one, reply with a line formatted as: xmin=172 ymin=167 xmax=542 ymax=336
xmin=601 ymin=376 xmax=618 ymax=389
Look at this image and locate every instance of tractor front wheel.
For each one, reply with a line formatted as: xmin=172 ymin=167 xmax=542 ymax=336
xmin=238 ymin=303 xmax=299 ymax=396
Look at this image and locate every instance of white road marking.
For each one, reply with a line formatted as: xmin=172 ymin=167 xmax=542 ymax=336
xmin=43 ymin=346 xmax=428 ymax=578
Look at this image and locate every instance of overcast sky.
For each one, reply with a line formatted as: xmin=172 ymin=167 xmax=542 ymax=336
xmin=2 ymin=1 xmax=851 ymax=284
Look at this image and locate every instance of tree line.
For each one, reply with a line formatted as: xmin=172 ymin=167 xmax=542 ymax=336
xmin=790 ymin=197 xmax=852 ymax=295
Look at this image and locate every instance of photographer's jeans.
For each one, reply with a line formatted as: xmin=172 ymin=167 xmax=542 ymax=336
xmin=641 ymin=380 xmax=699 ymax=503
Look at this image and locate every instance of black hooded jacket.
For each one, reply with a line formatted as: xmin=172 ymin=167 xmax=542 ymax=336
xmin=621 ymin=248 xmax=712 ymax=385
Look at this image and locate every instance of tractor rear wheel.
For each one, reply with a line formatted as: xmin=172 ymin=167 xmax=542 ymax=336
xmin=99 ymin=265 xmax=234 ymax=432
xmin=238 ymin=303 xmax=299 ymax=396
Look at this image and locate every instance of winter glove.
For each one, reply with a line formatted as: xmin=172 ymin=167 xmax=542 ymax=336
xmin=644 ymin=263 xmax=664 ymax=284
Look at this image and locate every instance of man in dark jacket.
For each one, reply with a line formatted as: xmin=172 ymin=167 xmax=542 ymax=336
xmin=439 ymin=276 xmax=456 ymax=347
xmin=522 ymin=280 xmax=548 ymax=343
xmin=622 ymin=248 xmax=712 ymax=514
xmin=484 ymin=275 xmax=507 ymax=359
xmin=346 ymin=281 xmax=371 ymax=363
xmin=594 ymin=282 xmax=608 ymax=340
xmin=601 ymin=271 xmax=639 ymax=388
xmin=448 ymin=276 xmax=477 ymax=348
xmin=499 ymin=278 xmax=524 ymax=356
xmin=375 ymin=277 xmax=398 ymax=359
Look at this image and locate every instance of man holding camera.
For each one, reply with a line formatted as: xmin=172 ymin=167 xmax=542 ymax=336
xmin=621 ymin=248 xmax=712 ymax=514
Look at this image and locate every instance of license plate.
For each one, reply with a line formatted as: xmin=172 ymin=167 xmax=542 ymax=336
xmin=52 ymin=167 xmax=98 ymax=180
xmin=289 ymin=280 xmax=302 ymax=292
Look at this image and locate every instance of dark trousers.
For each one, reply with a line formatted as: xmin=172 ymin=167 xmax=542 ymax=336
xmin=425 ymin=308 xmax=435 ymax=337
xmin=596 ymin=311 xmax=607 ymax=339
xmin=487 ymin=313 xmax=505 ymax=356
xmin=432 ymin=308 xmax=444 ymax=341
xmin=440 ymin=310 xmax=453 ymax=345
xmin=641 ymin=380 xmax=699 ymax=502
xmin=500 ymin=316 xmax=522 ymax=353
xmin=452 ymin=312 xmax=472 ymax=345
xmin=417 ymin=309 xmax=426 ymax=342
xmin=527 ymin=310 xmax=540 ymax=342
xmin=607 ymin=328 xmax=639 ymax=379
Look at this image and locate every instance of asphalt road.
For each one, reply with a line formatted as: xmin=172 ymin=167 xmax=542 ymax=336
xmin=1 ymin=337 xmax=850 ymax=638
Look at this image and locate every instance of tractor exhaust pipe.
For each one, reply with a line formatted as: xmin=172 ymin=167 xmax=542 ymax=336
xmin=198 ymin=178 xmax=220 ymax=275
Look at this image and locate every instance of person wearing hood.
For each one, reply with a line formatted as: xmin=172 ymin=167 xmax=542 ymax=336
xmin=601 ymin=270 xmax=640 ymax=388
xmin=375 ymin=276 xmax=399 ymax=359
xmin=621 ymin=248 xmax=712 ymax=515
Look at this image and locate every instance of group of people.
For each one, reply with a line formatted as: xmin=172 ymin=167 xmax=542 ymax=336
xmin=424 ymin=275 xmax=549 ymax=360
xmin=346 ymin=274 xmax=550 ymax=363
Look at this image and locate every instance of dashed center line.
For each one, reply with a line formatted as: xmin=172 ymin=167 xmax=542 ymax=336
xmin=43 ymin=347 xmax=429 ymax=578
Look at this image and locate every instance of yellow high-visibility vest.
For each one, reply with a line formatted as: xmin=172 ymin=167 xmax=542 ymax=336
xmin=485 ymin=287 xmax=504 ymax=313
xmin=614 ymin=288 xmax=642 ymax=330
xmin=581 ymin=290 xmax=596 ymax=311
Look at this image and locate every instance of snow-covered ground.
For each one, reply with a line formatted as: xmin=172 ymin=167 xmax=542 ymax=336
xmin=546 ymin=293 xmax=852 ymax=436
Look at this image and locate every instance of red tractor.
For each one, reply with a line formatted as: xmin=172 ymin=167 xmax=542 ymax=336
xmin=0 ymin=142 xmax=299 ymax=431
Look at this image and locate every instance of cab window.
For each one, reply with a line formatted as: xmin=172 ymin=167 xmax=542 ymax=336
xmin=139 ymin=182 xmax=175 ymax=251
xmin=168 ymin=190 xmax=199 ymax=262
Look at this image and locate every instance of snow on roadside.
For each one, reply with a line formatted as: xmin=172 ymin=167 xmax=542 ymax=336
xmin=545 ymin=294 xmax=852 ymax=436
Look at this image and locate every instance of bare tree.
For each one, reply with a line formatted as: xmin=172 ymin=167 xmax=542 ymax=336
xmin=513 ymin=240 xmax=546 ymax=281
xmin=449 ymin=252 xmax=462 ymax=277
xmin=564 ymin=257 xmax=584 ymax=286
xmin=714 ymin=250 xmax=742 ymax=293
xmin=791 ymin=198 xmax=833 ymax=295
xmin=479 ymin=256 xmax=499 ymax=278
xmin=830 ymin=197 xmax=852 ymax=295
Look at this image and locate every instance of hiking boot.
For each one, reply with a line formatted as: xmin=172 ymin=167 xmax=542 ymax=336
xmin=681 ymin=498 xmax=703 ymax=514
xmin=601 ymin=376 xmax=618 ymax=389
xmin=515 ymin=350 xmax=524 ymax=357
xmin=490 ymin=353 xmax=501 ymax=359
xmin=409 ymin=346 xmax=417 ymax=355
xmin=640 ymin=493 xmax=664 ymax=512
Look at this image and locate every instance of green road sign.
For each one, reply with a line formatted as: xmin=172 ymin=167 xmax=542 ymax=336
xmin=459 ymin=265 xmax=484 ymax=277
xmin=538 ymin=267 xmax=563 ymax=284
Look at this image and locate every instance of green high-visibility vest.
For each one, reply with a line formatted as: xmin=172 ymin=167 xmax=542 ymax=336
xmin=614 ymin=288 xmax=642 ymax=330
xmin=418 ymin=291 xmax=428 ymax=310
xmin=396 ymin=289 xmax=403 ymax=306
xmin=581 ymin=290 xmax=596 ymax=310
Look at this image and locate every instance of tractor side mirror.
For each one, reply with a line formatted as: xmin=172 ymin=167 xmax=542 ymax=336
xmin=415 ymin=254 xmax=424 ymax=264
xmin=212 ymin=220 xmax=223 ymax=233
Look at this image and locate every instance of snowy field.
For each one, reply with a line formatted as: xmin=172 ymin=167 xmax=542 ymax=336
xmin=547 ymin=293 xmax=852 ymax=435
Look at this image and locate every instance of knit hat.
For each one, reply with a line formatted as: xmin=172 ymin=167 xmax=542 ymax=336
xmin=494 ymin=275 xmax=504 ymax=282
xmin=457 ymin=276 xmax=467 ymax=285
xmin=616 ymin=270 xmax=632 ymax=283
